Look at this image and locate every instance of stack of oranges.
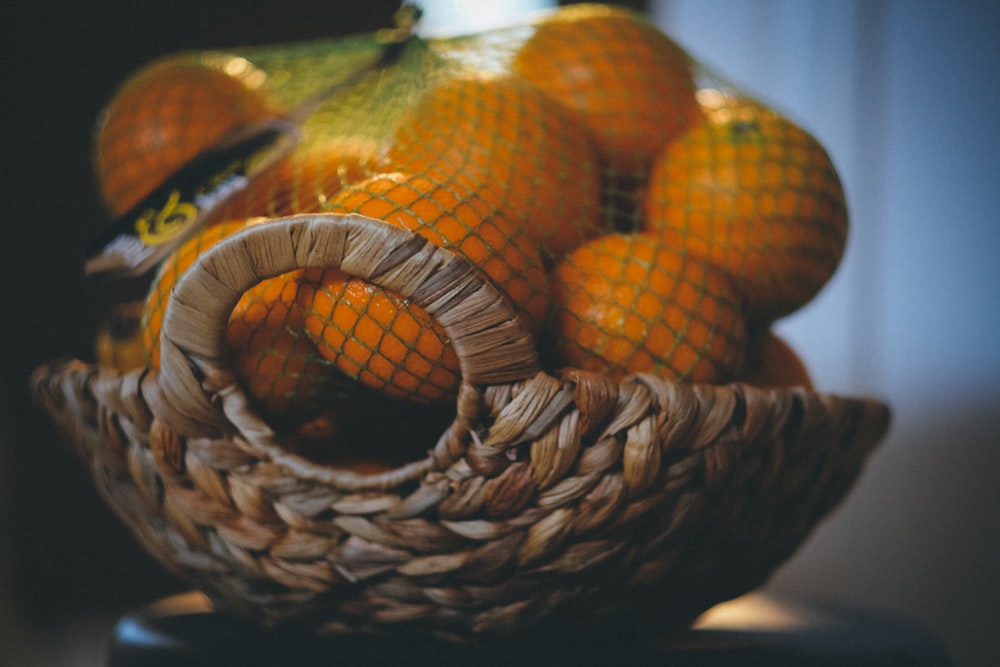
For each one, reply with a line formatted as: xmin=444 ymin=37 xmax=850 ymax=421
xmin=94 ymin=3 xmax=846 ymax=445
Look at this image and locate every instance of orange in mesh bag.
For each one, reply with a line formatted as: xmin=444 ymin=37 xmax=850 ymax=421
xmin=297 ymin=171 xmax=549 ymax=405
xmin=94 ymin=301 xmax=145 ymax=373
xmin=510 ymin=3 xmax=700 ymax=176
xmin=384 ymin=72 xmax=604 ymax=262
xmin=738 ymin=330 xmax=813 ymax=390
xmin=643 ymin=91 xmax=848 ymax=324
xmin=549 ymin=232 xmax=746 ymax=384
xmin=94 ymin=54 xmax=279 ymax=216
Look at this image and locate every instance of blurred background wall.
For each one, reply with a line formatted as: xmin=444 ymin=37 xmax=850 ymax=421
xmin=0 ymin=3 xmax=404 ymax=664
xmin=650 ymin=2 xmax=1000 ymax=665
xmin=2 ymin=0 xmax=997 ymax=665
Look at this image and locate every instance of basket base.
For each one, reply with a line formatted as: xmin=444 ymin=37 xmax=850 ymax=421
xmin=106 ymin=591 xmax=948 ymax=667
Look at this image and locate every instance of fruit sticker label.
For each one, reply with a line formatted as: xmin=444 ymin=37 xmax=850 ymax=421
xmin=84 ymin=119 xmax=298 ymax=279
xmin=134 ymin=189 xmax=198 ymax=246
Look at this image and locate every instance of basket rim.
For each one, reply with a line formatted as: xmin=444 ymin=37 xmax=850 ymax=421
xmin=154 ymin=213 xmax=541 ymax=490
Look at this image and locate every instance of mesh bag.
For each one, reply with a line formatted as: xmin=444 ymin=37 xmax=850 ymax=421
xmin=95 ymin=3 xmax=848 ymax=427
xmin=34 ymin=3 xmax=878 ymax=640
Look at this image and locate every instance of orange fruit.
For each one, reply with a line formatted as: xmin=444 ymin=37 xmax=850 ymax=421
xmin=142 ymin=218 xmax=332 ymax=426
xmin=95 ymin=55 xmax=277 ymax=216
xmin=510 ymin=3 xmax=700 ymax=175
xmin=384 ymin=73 xmax=603 ymax=262
xmin=298 ymin=171 xmax=550 ymax=405
xmin=142 ymin=219 xmax=248 ymax=369
xmin=95 ymin=301 xmax=146 ymax=372
xmin=227 ymin=275 xmax=335 ymax=427
xmin=739 ymin=330 xmax=813 ymax=390
xmin=207 ymin=136 xmax=383 ymax=223
xmin=643 ymin=94 xmax=848 ymax=324
xmin=549 ymin=233 xmax=746 ymax=384
xmin=298 ymin=271 xmax=460 ymax=406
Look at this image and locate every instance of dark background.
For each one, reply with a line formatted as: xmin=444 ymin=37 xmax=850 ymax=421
xmin=0 ymin=0 xmax=404 ymax=630
xmin=0 ymin=0 xmax=646 ymax=648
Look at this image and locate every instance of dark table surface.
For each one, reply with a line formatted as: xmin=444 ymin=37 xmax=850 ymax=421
xmin=107 ymin=590 xmax=950 ymax=666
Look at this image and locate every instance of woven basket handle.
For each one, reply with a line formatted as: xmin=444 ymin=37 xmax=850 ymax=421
xmin=153 ymin=213 xmax=541 ymax=485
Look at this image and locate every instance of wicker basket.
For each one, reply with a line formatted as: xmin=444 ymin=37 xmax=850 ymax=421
xmin=31 ymin=213 xmax=889 ymax=640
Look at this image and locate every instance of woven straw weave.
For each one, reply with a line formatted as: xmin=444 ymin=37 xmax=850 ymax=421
xmin=31 ymin=214 xmax=889 ymax=639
